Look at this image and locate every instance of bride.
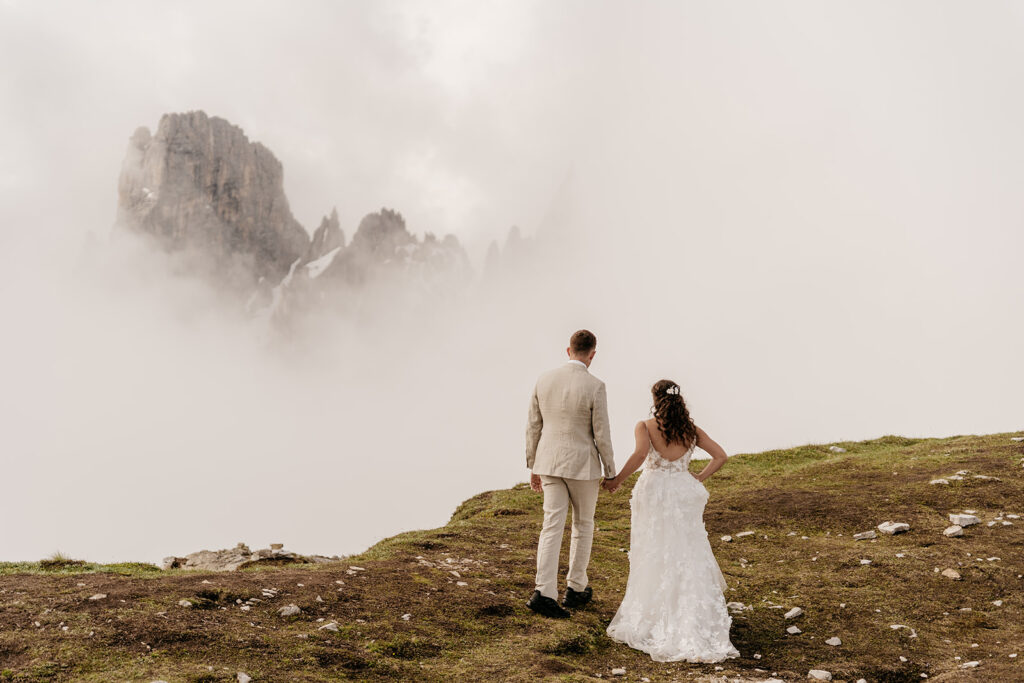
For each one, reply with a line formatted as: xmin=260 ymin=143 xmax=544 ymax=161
xmin=602 ymin=379 xmax=739 ymax=663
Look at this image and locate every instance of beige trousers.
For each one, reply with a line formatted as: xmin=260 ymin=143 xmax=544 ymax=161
xmin=535 ymin=475 xmax=601 ymax=599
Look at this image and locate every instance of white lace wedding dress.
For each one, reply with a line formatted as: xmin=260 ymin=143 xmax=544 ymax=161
xmin=606 ymin=441 xmax=740 ymax=662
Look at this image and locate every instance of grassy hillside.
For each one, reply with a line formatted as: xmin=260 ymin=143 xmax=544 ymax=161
xmin=1 ymin=432 xmax=1022 ymax=682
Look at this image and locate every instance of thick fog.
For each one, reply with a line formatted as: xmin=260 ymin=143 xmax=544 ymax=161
xmin=2 ymin=1 xmax=1022 ymax=564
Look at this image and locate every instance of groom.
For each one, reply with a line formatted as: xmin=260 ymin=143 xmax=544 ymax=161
xmin=525 ymin=329 xmax=616 ymax=618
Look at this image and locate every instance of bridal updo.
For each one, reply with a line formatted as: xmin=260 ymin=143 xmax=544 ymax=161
xmin=651 ymin=379 xmax=698 ymax=448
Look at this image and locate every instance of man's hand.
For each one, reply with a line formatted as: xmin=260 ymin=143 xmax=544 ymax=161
xmin=602 ymin=477 xmax=620 ymax=493
xmin=530 ymin=473 xmax=543 ymax=493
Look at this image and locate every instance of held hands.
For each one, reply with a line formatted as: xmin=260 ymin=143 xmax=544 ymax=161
xmin=530 ymin=473 xmax=543 ymax=493
xmin=602 ymin=476 xmax=621 ymax=493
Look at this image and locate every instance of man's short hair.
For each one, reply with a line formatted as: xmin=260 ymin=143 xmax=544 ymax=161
xmin=570 ymin=329 xmax=597 ymax=354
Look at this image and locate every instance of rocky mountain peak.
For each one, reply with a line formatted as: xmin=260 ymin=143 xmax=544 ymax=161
xmin=115 ymin=110 xmax=309 ymax=289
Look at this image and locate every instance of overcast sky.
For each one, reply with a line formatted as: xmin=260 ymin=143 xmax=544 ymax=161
xmin=2 ymin=1 xmax=1022 ymax=563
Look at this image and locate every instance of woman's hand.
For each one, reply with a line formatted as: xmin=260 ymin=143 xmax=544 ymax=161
xmin=602 ymin=477 xmax=621 ymax=493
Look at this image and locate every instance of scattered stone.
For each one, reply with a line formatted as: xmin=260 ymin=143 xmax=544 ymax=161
xmin=947 ymin=475 xmax=964 ymax=481
xmin=456 ymin=581 xmax=469 ymax=587
xmin=785 ymin=607 xmax=804 ymax=619
xmin=972 ymin=475 xmax=1000 ymax=480
xmin=177 ymin=599 xmax=192 ymax=608
xmin=853 ymin=531 xmax=877 ymax=541
xmin=941 ymin=568 xmax=961 ymax=580
xmin=825 ymin=637 xmax=842 ymax=646
xmin=896 ymin=553 xmax=906 ymax=558
xmin=929 ymin=479 xmax=950 ymax=485
xmin=878 ymin=521 xmax=910 ymax=535
xmin=943 ymin=525 xmax=964 ymax=537
xmin=318 ymin=622 xmax=339 ymax=632
xmin=87 ymin=594 xmax=107 ymax=601
xmin=960 ymin=661 xmax=980 ymax=669
xmin=735 ymin=531 xmax=756 ymax=538
xmin=900 ymin=656 xmax=908 ymax=662
xmin=787 ymin=626 xmax=802 ymax=635
xmin=349 ymin=566 xmax=365 ymax=571
xmin=721 ymin=535 xmax=733 ymax=542
xmin=726 ymin=601 xmax=747 ymax=612
xmin=828 ymin=446 xmax=846 ymax=453
xmin=1011 ymin=437 xmax=1024 ymax=442
xmin=860 ymin=559 xmax=872 ymax=565
xmin=237 ymin=673 xmax=252 ymax=683
xmin=611 ymin=668 xmax=626 ymax=676
xmin=808 ymin=670 xmax=832 ymax=681
xmin=992 ymin=600 xmax=1003 ymax=607
xmin=277 ymin=604 xmax=301 ymax=617
xmin=949 ymin=514 xmax=980 ymax=527
xmin=401 ymin=613 xmax=412 ymax=621
xmin=161 ymin=542 xmax=337 ymax=571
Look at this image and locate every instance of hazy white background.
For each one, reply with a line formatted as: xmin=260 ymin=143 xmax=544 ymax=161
xmin=1 ymin=1 xmax=1021 ymax=564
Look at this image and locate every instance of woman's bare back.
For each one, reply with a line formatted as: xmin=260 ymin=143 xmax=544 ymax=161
xmin=642 ymin=418 xmax=696 ymax=462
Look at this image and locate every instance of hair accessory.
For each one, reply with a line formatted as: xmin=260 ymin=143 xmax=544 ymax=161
xmin=666 ymin=385 xmax=680 ymax=395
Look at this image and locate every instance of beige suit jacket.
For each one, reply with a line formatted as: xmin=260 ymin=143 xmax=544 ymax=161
xmin=526 ymin=362 xmax=616 ymax=480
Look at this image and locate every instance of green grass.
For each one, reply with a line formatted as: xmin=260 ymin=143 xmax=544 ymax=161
xmin=1 ymin=431 xmax=1022 ymax=681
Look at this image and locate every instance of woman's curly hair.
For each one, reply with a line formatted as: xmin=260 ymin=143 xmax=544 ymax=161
xmin=651 ymin=379 xmax=697 ymax=448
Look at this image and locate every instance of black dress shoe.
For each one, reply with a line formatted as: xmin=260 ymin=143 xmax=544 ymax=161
xmin=562 ymin=585 xmax=593 ymax=609
xmin=526 ymin=590 xmax=571 ymax=618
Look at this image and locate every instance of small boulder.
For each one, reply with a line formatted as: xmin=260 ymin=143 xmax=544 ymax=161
xmin=785 ymin=607 xmax=804 ymax=619
xmin=735 ymin=531 xmax=755 ymax=538
xmin=177 ymin=599 xmax=193 ymax=608
xmin=853 ymin=531 xmax=877 ymax=541
xmin=943 ymin=525 xmax=964 ymax=537
xmin=318 ymin=622 xmax=339 ymax=631
xmin=808 ymin=670 xmax=833 ymax=681
xmin=929 ymin=479 xmax=950 ymax=485
xmin=721 ymin=535 xmax=733 ymax=542
xmin=828 ymin=446 xmax=846 ymax=453
xmin=611 ymin=668 xmax=626 ymax=676
xmin=941 ymin=568 xmax=961 ymax=580
xmin=278 ymin=604 xmax=301 ymax=617
xmin=787 ymin=625 xmax=802 ymax=635
xmin=960 ymin=661 xmax=980 ymax=669
xmin=825 ymin=637 xmax=842 ymax=646
xmin=949 ymin=513 xmax=980 ymax=527
xmin=877 ymin=521 xmax=910 ymax=535
xmin=87 ymin=594 xmax=107 ymax=601
xmin=237 ymin=674 xmax=252 ymax=683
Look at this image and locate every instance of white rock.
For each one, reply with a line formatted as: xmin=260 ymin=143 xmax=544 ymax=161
xmin=401 ymin=613 xmax=412 ymax=620
xmin=957 ymin=471 xmax=970 ymax=476
xmin=735 ymin=531 xmax=756 ymax=538
xmin=787 ymin=625 xmax=802 ymax=634
xmin=721 ymin=535 xmax=733 ymax=542
xmin=348 ymin=566 xmax=365 ymax=571
xmin=992 ymin=600 xmax=1003 ymax=607
xmin=948 ymin=475 xmax=964 ymax=480
xmin=949 ymin=514 xmax=980 ymax=527
xmin=941 ymin=568 xmax=961 ymax=580
xmin=825 ymin=637 xmax=842 ymax=646
xmin=237 ymin=674 xmax=251 ymax=683
xmin=853 ymin=531 xmax=877 ymax=540
xmin=960 ymin=661 xmax=980 ymax=669
xmin=611 ymin=668 xmax=626 ymax=676
xmin=87 ymin=594 xmax=107 ymax=601
xmin=318 ymin=622 xmax=339 ymax=631
xmin=929 ymin=478 xmax=950 ymax=485
xmin=808 ymin=670 xmax=832 ymax=681
xmin=726 ymin=601 xmax=747 ymax=612
xmin=878 ymin=521 xmax=910 ymax=535
xmin=900 ymin=656 xmax=908 ymax=662
xmin=177 ymin=599 xmax=192 ymax=608
xmin=828 ymin=446 xmax=846 ymax=452
xmin=860 ymin=559 xmax=872 ymax=565
xmin=943 ymin=525 xmax=964 ymax=537
xmin=1011 ymin=437 xmax=1024 ymax=442
xmin=456 ymin=581 xmax=468 ymax=587
xmin=785 ymin=607 xmax=804 ymax=619
xmin=278 ymin=604 xmax=301 ymax=617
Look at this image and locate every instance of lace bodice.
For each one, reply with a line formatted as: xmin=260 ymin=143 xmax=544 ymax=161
xmin=642 ymin=443 xmax=695 ymax=473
